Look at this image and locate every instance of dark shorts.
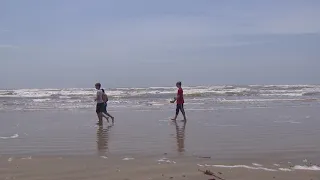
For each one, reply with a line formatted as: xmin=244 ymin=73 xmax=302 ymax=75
xmin=96 ymin=103 xmax=105 ymax=113
xmin=176 ymin=103 xmax=185 ymax=115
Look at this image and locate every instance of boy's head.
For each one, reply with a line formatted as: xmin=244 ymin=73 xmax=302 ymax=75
xmin=176 ymin=81 xmax=182 ymax=88
xmin=95 ymin=83 xmax=101 ymax=90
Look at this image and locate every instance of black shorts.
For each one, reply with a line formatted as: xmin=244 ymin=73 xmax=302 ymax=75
xmin=176 ymin=104 xmax=185 ymax=115
xmin=96 ymin=103 xmax=105 ymax=113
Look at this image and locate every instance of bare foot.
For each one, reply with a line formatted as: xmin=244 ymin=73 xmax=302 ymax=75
xmin=171 ymin=118 xmax=177 ymax=121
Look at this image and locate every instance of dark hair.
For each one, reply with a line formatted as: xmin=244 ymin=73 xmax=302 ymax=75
xmin=176 ymin=81 xmax=182 ymax=86
xmin=95 ymin=83 xmax=101 ymax=88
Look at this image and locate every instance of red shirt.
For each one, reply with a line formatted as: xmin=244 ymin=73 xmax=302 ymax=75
xmin=177 ymin=88 xmax=184 ymax=104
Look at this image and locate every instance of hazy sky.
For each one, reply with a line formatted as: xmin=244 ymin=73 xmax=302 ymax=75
xmin=1 ymin=0 xmax=320 ymax=88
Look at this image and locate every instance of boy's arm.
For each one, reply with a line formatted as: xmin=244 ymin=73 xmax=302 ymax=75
xmin=95 ymin=91 xmax=100 ymax=101
xmin=105 ymin=94 xmax=109 ymax=102
xmin=170 ymin=93 xmax=178 ymax=103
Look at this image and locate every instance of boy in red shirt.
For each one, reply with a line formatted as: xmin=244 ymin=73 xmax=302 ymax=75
xmin=171 ymin=81 xmax=187 ymax=121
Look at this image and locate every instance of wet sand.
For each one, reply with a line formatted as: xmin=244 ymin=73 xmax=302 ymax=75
xmin=0 ymin=155 xmax=319 ymax=180
xmin=1 ymin=105 xmax=320 ymax=179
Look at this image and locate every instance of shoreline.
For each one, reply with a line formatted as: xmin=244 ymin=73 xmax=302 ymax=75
xmin=1 ymin=155 xmax=319 ymax=180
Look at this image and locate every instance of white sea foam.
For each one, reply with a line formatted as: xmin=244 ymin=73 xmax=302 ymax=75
xmin=122 ymin=157 xmax=134 ymax=161
xmin=21 ymin=156 xmax=32 ymax=160
xmin=32 ymin=98 xmax=51 ymax=102
xmin=0 ymin=85 xmax=319 ymax=98
xmin=252 ymin=163 xmax=263 ymax=167
xmin=157 ymin=158 xmax=176 ymax=164
xmin=293 ymin=165 xmax=320 ymax=171
xmin=0 ymin=134 xmax=19 ymax=139
xmin=0 ymin=88 xmax=96 ymax=98
xmin=149 ymin=102 xmax=165 ymax=106
xmin=183 ymin=102 xmax=205 ymax=105
xmin=1 ymin=85 xmax=320 ymax=111
xmin=274 ymin=121 xmax=301 ymax=124
xmin=261 ymin=93 xmax=303 ymax=97
xmin=59 ymin=96 xmax=71 ymax=99
xmin=221 ymin=98 xmax=305 ymax=103
xmin=204 ymin=164 xmax=278 ymax=172
xmin=279 ymin=168 xmax=292 ymax=172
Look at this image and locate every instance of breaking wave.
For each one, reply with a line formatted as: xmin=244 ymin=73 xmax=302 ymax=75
xmin=0 ymin=85 xmax=319 ymax=99
xmin=0 ymin=85 xmax=319 ymax=111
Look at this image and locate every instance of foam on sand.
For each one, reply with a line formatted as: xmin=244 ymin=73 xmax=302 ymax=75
xmin=157 ymin=158 xmax=176 ymax=164
xmin=21 ymin=156 xmax=32 ymax=160
xmin=279 ymin=168 xmax=292 ymax=172
xmin=0 ymin=134 xmax=19 ymax=139
xmin=252 ymin=163 xmax=263 ymax=167
xmin=197 ymin=163 xmax=320 ymax=172
xmin=198 ymin=164 xmax=277 ymax=172
xmin=293 ymin=165 xmax=320 ymax=171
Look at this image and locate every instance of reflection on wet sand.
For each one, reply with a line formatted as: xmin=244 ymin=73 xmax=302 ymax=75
xmin=173 ymin=121 xmax=186 ymax=153
xmin=96 ymin=125 xmax=112 ymax=156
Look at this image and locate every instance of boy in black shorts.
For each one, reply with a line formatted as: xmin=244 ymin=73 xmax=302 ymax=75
xmin=95 ymin=83 xmax=104 ymax=125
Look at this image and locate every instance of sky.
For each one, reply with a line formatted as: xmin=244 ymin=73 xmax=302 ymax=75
xmin=1 ymin=0 xmax=320 ymax=88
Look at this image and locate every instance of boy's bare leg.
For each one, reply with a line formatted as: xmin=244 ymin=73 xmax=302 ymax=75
xmin=172 ymin=106 xmax=179 ymax=120
xmin=171 ymin=104 xmax=181 ymax=121
xmin=180 ymin=104 xmax=187 ymax=121
xmin=105 ymin=112 xmax=114 ymax=124
xmin=171 ymin=115 xmax=178 ymax=120
xmin=97 ymin=113 xmax=103 ymax=125
xmin=102 ymin=113 xmax=110 ymax=123
xmin=181 ymin=110 xmax=187 ymax=121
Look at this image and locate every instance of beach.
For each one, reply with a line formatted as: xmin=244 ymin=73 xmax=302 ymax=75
xmin=1 ymin=155 xmax=319 ymax=180
xmin=0 ymin=85 xmax=320 ymax=179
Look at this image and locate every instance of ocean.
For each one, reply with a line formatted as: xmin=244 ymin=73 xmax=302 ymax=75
xmin=0 ymin=85 xmax=319 ymax=112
